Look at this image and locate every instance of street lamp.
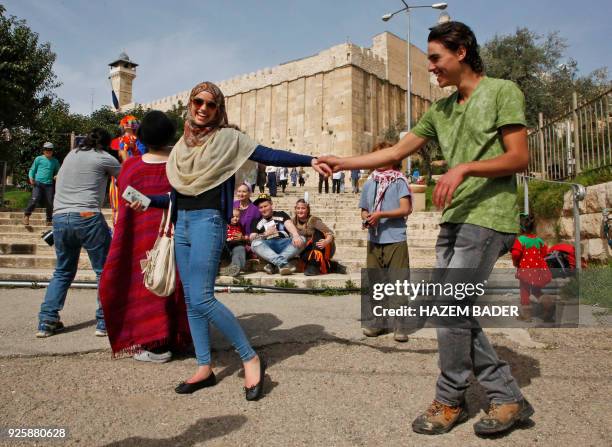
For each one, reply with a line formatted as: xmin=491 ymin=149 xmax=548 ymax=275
xmin=381 ymin=2 xmax=448 ymax=176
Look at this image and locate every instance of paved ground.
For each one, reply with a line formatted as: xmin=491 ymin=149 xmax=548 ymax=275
xmin=1 ymin=287 xmax=611 ymax=446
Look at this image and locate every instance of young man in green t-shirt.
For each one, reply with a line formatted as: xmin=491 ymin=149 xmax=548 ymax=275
xmin=320 ymin=22 xmax=533 ymax=437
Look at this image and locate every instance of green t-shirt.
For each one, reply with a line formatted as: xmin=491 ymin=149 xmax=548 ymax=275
xmin=411 ymin=77 xmax=526 ymax=234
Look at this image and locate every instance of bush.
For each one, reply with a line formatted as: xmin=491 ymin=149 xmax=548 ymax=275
xmin=2 ymin=188 xmax=31 ymax=209
xmin=520 ymin=165 xmax=612 ymax=219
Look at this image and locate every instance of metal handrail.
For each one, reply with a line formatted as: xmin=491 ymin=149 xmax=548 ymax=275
xmin=518 ymin=174 xmax=586 ymax=271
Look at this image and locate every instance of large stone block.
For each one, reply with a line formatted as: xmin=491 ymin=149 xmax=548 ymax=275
xmin=558 ymin=217 xmax=575 ymax=239
xmin=584 ymin=183 xmax=607 ymax=213
xmin=581 ymin=238 xmax=612 ymax=263
xmin=562 ymin=190 xmax=574 ymax=217
xmin=579 ymin=213 xmax=603 ymax=239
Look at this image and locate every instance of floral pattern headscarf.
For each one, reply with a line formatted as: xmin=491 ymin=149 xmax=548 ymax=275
xmin=184 ymin=81 xmax=229 ymax=147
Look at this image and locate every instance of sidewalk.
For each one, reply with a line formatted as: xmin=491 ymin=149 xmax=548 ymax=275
xmin=1 ymin=288 xmax=611 ymax=446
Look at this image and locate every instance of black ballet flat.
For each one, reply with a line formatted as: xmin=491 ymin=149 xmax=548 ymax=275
xmin=175 ymin=372 xmax=217 ymax=394
xmin=244 ymin=358 xmax=267 ymax=401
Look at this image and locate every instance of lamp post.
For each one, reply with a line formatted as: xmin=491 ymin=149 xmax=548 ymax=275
xmin=382 ymin=2 xmax=448 ymax=177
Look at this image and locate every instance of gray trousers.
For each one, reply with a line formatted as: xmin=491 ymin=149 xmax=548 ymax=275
xmin=434 ymin=223 xmax=524 ymax=406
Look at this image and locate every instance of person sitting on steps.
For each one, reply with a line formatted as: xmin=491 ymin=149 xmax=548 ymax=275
xmin=249 ymin=194 xmax=305 ymax=275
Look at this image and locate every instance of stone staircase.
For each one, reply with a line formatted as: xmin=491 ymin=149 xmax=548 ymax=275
xmin=0 ymin=187 xmax=513 ymax=288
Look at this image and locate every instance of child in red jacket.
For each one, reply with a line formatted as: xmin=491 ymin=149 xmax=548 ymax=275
xmin=511 ymin=213 xmax=553 ymax=321
xmin=221 ymin=208 xmax=247 ymax=277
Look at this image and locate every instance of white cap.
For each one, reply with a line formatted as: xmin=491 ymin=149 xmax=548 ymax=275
xmin=43 ymin=142 xmax=54 ymax=149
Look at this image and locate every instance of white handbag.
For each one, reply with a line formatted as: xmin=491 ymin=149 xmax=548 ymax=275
xmin=141 ymin=195 xmax=176 ymax=297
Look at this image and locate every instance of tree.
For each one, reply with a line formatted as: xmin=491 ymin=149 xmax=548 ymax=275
xmin=0 ymin=5 xmax=59 ymax=133
xmin=165 ymin=100 xmax=187 ymax=144
xmin=380 ymin=115 xmax=443 ymax=180
xmin=481 ymin=28 xmax=610 ymax=126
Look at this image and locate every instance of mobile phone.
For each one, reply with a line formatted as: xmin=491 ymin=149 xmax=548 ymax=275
xmin=122 ymin=185 xmax=151 ymax=210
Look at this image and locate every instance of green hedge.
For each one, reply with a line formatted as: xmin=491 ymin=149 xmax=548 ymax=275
xmin=2 ymin=189 xmax=31 ymax=209
xmin=518 ymin=166 xmax=612 ymax=219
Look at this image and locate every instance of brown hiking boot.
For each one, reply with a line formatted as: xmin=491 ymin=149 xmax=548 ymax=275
xmin=22 ymin=215 xmax=30 ymax=226
xmin=473 ymin=399 xmax=534 ymax=436
xmin=412 ymin=400 xmax=468 ymax=435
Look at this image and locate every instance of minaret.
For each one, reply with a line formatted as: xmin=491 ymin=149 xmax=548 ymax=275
xmin=108 ymin=51 xmax=138 ymax=110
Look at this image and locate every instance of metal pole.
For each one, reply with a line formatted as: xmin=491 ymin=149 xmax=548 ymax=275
xmin=572 ymin=92 xmax=581 ymax=174
xmin=523 ymin=176 xmax=529 ymax=215
xmin=566 ymin=120 xmax=573 ymax=178
xmin=538 ymin=113 xmax=546 ymax=179
xmin=406 ymin=9 xmax=412 ymax=131
xmin=572 ymin=185 xmax=583 ymax=272
xmin=405 ymin=9 xmax=412 ymax=176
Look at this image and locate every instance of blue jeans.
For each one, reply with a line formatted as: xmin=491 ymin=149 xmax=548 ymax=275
xmin=251 ymin=237 xmax=305 ymax=267
xmin=267 ymin=172 xmax=277 ymax=196
xmin=174 ymin=209 xmax=256 ymax=366
xmin=434 ymin=223 xmax=523 ymax=406
xmin=25 ymin=181 xmax=55 ymax=221
xmin=39 ymin=212 xmax=111 ymax=324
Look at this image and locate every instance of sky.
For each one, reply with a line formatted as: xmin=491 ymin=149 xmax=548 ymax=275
xmin=3 ymin=0 xmax=611 ymax=115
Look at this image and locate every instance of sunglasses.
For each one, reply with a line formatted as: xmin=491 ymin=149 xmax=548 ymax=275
xmin=191 ymin=97 xmax=218 ymax=109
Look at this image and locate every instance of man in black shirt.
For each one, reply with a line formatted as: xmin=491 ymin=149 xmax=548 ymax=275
xmin=250 ymin=194 xmax=305 ymax=275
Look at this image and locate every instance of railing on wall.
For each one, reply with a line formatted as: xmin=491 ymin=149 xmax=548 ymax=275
xmin=518 ymin=174 xmax=586 ymax=271
xmin=527 ymin=88 xmax=612 ymax=180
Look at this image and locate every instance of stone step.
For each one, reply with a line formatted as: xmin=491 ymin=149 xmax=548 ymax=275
xmin=0 ymin=213 xmax=442 ymax=226
xmin=333 ymin=229 xmax=441 ymax=239
xmin=0 ymin=252 xmax=513 ymax=273
xmin=0 ymin=225 xmax=52 ymax=234
xmin=15 ymin=236 xmax=442 ymax=257
xmin=0 ymin=242 xmax=36 ymax=255
xmin=0 ymin=259 xmax=519 ymax=288
xmin=0 ymin=254 xmax=87 ymax=269
xmin=2 ymin=210 xmax=442 ymax=221
xmin=335 ymin=246 xmax=436 ymax=258
xmin=333 ymin=237 xmax=439 ymax=248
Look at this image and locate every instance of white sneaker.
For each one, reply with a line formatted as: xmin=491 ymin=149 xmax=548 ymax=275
xmin=133 ymin=350 xmax=172 ymax=363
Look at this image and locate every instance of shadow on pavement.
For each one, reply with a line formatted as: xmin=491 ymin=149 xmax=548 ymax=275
xmin=62 ymin=318 xmax=97 ymax=334
xmin=206 ymin=312 xmax=439 ymax=389
xmin=465 ymin=345 xmax=541 ymax=418
xmin=102 ymin=415 xmax=247 ymax=447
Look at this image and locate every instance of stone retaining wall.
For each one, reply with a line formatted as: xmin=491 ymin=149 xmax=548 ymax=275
xmin=535 ymin=181 xmax=612 ymax=263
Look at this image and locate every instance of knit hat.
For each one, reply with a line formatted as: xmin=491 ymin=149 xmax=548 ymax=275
xmin=137 ymin=111 xmax=175 ymax=147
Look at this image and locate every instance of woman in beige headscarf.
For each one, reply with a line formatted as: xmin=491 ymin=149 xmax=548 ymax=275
xmin=163 ymin=81 xmax=330 ymax=400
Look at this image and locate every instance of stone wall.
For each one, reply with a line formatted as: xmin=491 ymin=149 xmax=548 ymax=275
xmin=137 ymin=32 xmax=449 ymax=156
xmin=536 ymin=181 xmax=612 ymax=263
xmin=133 ymin=32 xmax=453 ymax=187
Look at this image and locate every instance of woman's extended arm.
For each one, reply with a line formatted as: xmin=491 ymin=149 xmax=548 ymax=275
xmin=249 ymin=145 xmax=331 ymax=176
